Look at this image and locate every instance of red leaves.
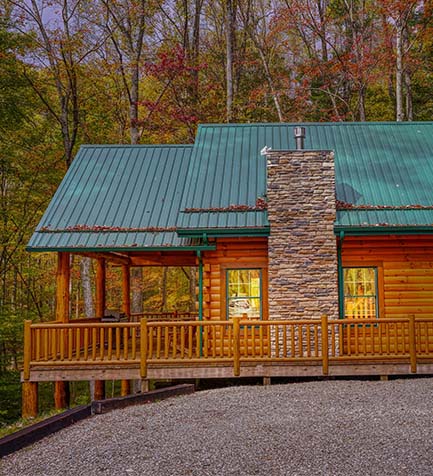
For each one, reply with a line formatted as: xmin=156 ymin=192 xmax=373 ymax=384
xmin=255 ymin=197 xmax=268 ymax=209
xmin=144 ymin=45 xmax=202 ymax=76
xmin=336 ymin=200 xmax=433 ymax=210
xmin=184 ymin=197 xmax=268 ymax=213
xmin=39 ymin=225 xmax=177 ymax=233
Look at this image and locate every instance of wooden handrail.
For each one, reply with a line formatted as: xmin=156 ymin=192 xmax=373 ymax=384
xmin=24 ymin=316 xmax=433 ymax=378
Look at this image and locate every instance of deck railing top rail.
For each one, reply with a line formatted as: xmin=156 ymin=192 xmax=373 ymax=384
xmin=24 ymin=315 xmax=433 ymax=381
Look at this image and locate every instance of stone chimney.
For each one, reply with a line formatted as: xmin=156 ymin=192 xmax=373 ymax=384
xmin=266 ymin=149 xmax=338 ymax=319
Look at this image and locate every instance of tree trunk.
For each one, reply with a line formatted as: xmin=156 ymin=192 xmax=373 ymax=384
xmin=161 ymin=267 xmax=168 ymax=312
xmin=403 ymin=24 xmax=413 ymax=121
xmin=358 ymin=87 xmax=366 ymax=122
xmin=191 ymin=0 xmax=202 ymax=105
xmin=404 ymin=70 xmax=413 ymax=121
xmin=317 ymin=0 xmax=328 ymax=62
xmin=189 ymin=267 xmax=196 ymax=313
xmin=131 ymin=267 xmax=144 ymax=315
xmin=226 ymin=0 xmax=234 ymax=122
xmin=256 ymin=46 xmax=284 ymax=122
xmin=130 ymin=65 xmax=140 ymax=144
xmin=80 ymin=257 xmax=94 ymax=318
xmin=395 ymin=21 xmax=404 ymax=121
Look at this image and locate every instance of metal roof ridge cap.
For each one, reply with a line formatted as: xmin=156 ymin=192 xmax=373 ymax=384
xmin=197 ymin=121 xmax=433 ymax=127
xmin=267 ymin=149 xmax=334 ymax=152
xmin=78 ymin=144 xmax=193 ymax=149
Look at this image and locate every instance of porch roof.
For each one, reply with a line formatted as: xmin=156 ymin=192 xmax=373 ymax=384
xmin=27 ymin=145 xmax=211 ymax=252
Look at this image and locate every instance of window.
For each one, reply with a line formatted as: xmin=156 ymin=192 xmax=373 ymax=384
xmin=227 ymin=269 xmax=262 ymax=319
xmin=343 ymin=267 xmax=378 ymax=319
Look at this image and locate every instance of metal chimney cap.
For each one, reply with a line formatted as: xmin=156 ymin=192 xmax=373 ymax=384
xmin=294 ymin=126 xmax=306 ymax=138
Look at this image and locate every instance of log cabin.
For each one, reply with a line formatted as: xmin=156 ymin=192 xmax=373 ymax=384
xmin=22 ymin=122 xmax=433 ymax=416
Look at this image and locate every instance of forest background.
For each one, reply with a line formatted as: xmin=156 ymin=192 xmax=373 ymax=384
xmin=1 ymin=0 xmax=433 ymax=426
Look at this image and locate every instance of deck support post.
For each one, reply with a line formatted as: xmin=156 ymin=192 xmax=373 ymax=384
xmin=120 ymin=380 xmax=131 ymax=397
xmin=121 ymin=264 xmax=131 ymax=396
xmin=140 ymin=380 xmax=149 ymax=393
xmin=52 ymin=252 xmax=71 ymax=410
xmin=93 ymin=380 xmax=105 ymax=401
xmin=263 ymin=377 xmax=271 ymax=386
xmin=321 ymin=314 xmax=329 ymax=375
xmin=54 ymin=381 xmax=70 ymax=409
xmin=22 ymin=382 xmax=38 ymax=419
xmin=94 ymin=258 xmax=106 ymax=399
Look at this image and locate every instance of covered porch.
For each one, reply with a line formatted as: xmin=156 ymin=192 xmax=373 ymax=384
xmin=21 ymin=244 xmax=433 ymax=418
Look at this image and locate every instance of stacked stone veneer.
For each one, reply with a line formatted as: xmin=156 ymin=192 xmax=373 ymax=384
xmin=266 ymin=150 xmax=339 ymax=320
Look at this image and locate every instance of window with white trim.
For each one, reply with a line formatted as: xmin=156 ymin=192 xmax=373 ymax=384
xmin=226 ymin=269 xmax=262 ymax=319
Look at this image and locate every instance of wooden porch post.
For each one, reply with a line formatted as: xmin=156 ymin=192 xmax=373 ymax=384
xmin=121 ymin=264 xmax=131 ymax=396
xmin=22 ymin=319 xmax=38 ymax=418
xmin=54 ymin=252 xmax=70 ymax=410
xmin=94 ymin=258 xmax=106 ymax=400
xmin=22 ymin=382 xmax=38 ymax=419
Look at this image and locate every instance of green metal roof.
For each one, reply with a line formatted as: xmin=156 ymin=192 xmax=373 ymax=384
xmin=28 ymin=122 xmax=433 ymax=252
xmin=27 ymin=145 xmax=211 ymax=251
xmin=178 ymin=122 xmax=433 ymax=233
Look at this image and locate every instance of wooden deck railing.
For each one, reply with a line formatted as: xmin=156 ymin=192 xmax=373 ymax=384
xmin=23 ymin=316 xmax=433 ymax=380
xmin=130 ymin=311 xmax=198 ymax=322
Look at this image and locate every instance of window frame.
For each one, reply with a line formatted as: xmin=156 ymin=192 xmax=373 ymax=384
xmin=225 ymin=267 xmax=263 ymax=321
xmin=342 ymin=263 xmax=384 ymax=320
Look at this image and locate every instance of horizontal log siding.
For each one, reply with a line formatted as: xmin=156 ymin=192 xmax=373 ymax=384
xmin=202 ymin=238 xmax=268 ymax=321
xmin=342 ymin=235 xmax=433 ymax=353
xmin=342 ymin=235 xmax=433 ymax=318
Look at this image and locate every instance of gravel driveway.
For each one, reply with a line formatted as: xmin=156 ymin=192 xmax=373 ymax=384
xmin=1 ymin=378 xmax=432 ymax=476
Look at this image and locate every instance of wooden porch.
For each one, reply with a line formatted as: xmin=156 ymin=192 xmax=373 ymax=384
xmin=23 ymin=315 xmax=433 ymax=383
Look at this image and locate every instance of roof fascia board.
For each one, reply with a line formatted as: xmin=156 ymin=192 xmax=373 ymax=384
xmin=177 ymin=227 xmax=270 ymax=237
xmin=26 ymin=244 xmax=217 ymax=253
xmin=334 ymin=226 xmax=433 ymax=235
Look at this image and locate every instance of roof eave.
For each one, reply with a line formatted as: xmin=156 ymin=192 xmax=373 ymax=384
xmin=177 ymin=227 xmax=270 ymax=238
xmin=26 ymin=244 xmax=217 ymax=253
xmin=334 ymin=225 xmax=433 ymax=235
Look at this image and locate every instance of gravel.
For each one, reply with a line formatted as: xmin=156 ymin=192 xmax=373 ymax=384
xmin=1 ymin=378 xmax=432 ymax=476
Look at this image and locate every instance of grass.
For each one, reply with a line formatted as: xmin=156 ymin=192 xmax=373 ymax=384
xmin=0 ymin=375 xmax=127 ymax=437
xmin=0 ymin=408 xmax=64 ymax=438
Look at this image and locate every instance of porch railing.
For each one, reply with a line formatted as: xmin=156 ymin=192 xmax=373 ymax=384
xmin=130 ymin=311 xmax=198 ymax=322
xmin=23 ymin=316 xmax=433 ymax=380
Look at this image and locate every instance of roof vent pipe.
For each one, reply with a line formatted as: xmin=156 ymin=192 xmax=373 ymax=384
xmin=294 ymin=126 xmax=306 ymax=150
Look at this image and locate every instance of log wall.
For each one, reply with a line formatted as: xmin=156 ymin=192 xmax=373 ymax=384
xmin=202 ymin=238 xmax=268 ymax=321
xmin=342 ymin=235 xmax=433 ymax=319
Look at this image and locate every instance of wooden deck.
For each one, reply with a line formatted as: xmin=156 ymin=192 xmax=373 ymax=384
xmin=23 ymin=316 xmax=433 ymax=381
